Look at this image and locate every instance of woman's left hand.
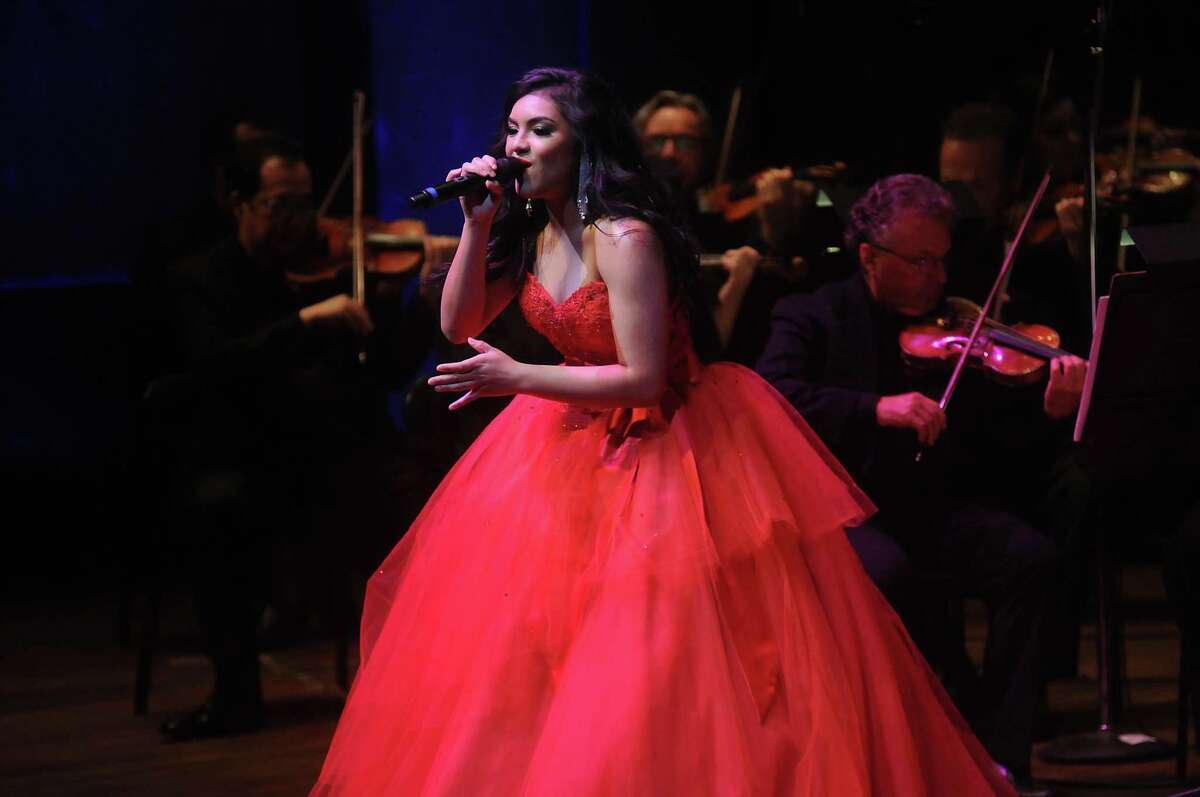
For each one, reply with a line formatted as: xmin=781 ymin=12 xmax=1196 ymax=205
xmin=428 ymin=337 xmax=525 ymax=410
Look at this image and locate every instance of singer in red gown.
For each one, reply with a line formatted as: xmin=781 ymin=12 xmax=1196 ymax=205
xmin=310 ymin=68 xmax=1015 ymax=796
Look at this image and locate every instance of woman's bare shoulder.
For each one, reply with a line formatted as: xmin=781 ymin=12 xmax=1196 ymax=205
xmin=593 ymin=217 xmax=660 ymax=259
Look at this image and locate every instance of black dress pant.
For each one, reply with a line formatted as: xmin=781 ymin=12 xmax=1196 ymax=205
xmin=170 ymin=432 xmax=415 ymax=714
xmin=175 ymin=465 xmax=279 ymax=711
xmin=846 ymin=502 xmax=1058 ymax=775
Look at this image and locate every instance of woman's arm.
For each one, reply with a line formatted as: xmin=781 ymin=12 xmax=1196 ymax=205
xmin=439 ymin=220 xmax=517 ymax=343
xmin=438 ymin=155 xmax=520 ymax=343
xmin=429 ymin=218 xmax=670 ymax=410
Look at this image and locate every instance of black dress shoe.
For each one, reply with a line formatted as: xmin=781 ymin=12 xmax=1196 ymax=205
xmin=159 ymin=699 xmax=264 ymax=742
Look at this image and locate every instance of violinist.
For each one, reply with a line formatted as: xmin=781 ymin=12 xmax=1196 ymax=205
xmin=940 ymin=102 xmax=1098 ymax=693
xmin=139 ymin=111 xmax=279 ymax=287
xmin=633 ymin=90 xmax=807 ymax=363
xmin=940 ymin=102 xmax=1091 ymax=355
xmin=132 ymin=112 xmax=279 ymax=399
xmin=158 ymin=136 xmax=433 ymax=741
xmin=758 ymin=174 xmax=1080 ymax=796
xmin=1031 ymin=98 xmax=1088 ymax=265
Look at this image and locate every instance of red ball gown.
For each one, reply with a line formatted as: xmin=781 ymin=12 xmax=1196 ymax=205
xmin=311 ymin=273 xmax=1015 ymax=795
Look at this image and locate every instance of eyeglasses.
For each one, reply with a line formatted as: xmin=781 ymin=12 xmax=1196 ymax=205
xmin=645 ymin=134 xmax=704 ymax=155
xmin=868 ymin=240 xmax=946 ymax=272
xmin=251 ymin=193 xmax=314 ymax=217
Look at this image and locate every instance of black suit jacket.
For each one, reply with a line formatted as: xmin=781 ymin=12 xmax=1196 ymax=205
xmin=756 ymin=273 xmax=953 ymax=514
xmin=167 ymin=237 xmax=432 ymax=465
xmin=758 ymin=271 xmax=1066 ymax=513
xmin=756 ymin=273 xmax=885 ymax=478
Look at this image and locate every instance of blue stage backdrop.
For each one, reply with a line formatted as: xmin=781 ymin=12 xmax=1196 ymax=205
xmin=368 ymin=0 xmax=589 ymax=236
xmin=1 ymin=2 xmax=307 ymax=288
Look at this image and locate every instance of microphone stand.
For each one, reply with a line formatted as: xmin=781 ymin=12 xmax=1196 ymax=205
xmin=1086 ymin=1 xmax=1106 ymax=336
xmin=1039 ymin=0 xmax=1175 ymax=768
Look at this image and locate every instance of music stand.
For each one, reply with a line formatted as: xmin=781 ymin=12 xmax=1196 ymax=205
xmin=1041 ymin=228 xmax=1200 ymax=767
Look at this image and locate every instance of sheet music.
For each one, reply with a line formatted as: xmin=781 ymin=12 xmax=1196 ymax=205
xmin=1074 ymin=295 xmax=1109 ymax=443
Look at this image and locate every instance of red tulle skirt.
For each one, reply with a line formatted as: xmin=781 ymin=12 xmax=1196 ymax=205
xmin=311 ymin=364 xmax=1014 ymax=796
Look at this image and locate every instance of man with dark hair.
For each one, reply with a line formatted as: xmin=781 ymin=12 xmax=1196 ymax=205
xmin=939 ymin=101 xmax=1091 ymax=355
xmin=940 ymin=101 xmax=1096 ymax=706
xmin=939 ymin=101 xmax=1024 ymax=315
xmin=131 ymin=113 xmax=280 ymax=399
xmin=758 ymin=174 xmax=1085 ymax=795
xmin=940 ymin=103 xmax=1022 ymax=228
xmin=158 ymin=136 xmax=433 ymax=740
xmin=142 ymin=111 xmax=281 ymax=273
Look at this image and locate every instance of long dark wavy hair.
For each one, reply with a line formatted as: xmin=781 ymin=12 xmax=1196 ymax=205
xmin=473 ymin=67 xmax=699 ymax=301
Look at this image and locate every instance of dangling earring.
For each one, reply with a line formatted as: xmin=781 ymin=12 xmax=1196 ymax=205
xmin=525 ymin=198 xmax=533 ymax=218
xmin=576 ymin=154 xmax=592 ymax=222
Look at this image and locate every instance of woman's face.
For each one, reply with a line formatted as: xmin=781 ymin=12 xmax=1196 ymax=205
xmin=505 ymin=91 xmax=577 ymax=202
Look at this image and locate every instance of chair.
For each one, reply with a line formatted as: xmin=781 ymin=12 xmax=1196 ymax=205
xmin=124 ymin=374 xmax=353 ymax=715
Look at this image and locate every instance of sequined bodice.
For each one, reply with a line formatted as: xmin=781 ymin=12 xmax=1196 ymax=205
xmin=518 ymin=275 xmax=698 ymax=391
xmin=519 ymin=276 xmax=619 ymax=364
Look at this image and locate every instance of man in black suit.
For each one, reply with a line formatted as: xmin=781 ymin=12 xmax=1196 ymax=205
xmin=757 ymin=174 xmax=1087 ymax=794
xmin=158 ymin=136 xmax=433 ymax=740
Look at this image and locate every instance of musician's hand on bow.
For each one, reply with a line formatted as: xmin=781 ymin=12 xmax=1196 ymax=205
xmin=755 ymin=168 xmax=796 ymax=207
xmin=876 ymin=392 xmax=946 ymax=447
xmin=755 ymin=167 xmax=813 ymax=252
xmin=1043 ymin=354 xmax=1087 ymax=419
xmin=428 ymin=337 xmax=524 ymax=410
xmin=718 ymin=246 xmax=761 ymax=298
xmin=1054 ymin=196 xmax=1086 ymax=264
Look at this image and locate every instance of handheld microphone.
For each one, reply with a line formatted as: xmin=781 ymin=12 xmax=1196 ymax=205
xmin=409 ymin=158 xmax=529 ymax=209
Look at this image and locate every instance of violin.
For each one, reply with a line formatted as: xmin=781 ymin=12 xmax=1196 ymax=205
xmin=697 ymin=252 xmax=808 ymax=282
xmin=911 ymin=172 xmax=1054 ymax=466
xmin=286 ymin=215 xmax=458 ymax=285
xmin=697 ymin=162 xmax=847 ymax=224
xmin=1013 ymin=143 xmax=1134 ymax=249
xmin=900 ymin=297 xmax=1078 ymax=387
xmin=285 ymin=95 xmax=458 ymax=287
xmin=696 ymin=81 xmax=848 ymax=224
xmin=1131 ymin=146 xmax=1198 ymax=196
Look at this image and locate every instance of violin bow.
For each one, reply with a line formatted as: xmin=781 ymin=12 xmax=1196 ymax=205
xmin=713 ymin=44 xmax=771 ymax=190
xmin=997 ymin=49 xmax=1055 ymax=322
xmin=317 ymin=113 xmax=375 ymax=220
xmin=714 ymin=85 xmax=742 ymax=189
xmin=1013 ymin=49 xmax=1055 ymax=197
xmin=915 ymin=171 xmax=1052 ymax=462
xmin=352 ymin=90 xmax=368 ymax=364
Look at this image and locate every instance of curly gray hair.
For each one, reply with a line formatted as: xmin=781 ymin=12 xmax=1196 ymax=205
xmin=845 ymin=174 xmax=955 ymax=249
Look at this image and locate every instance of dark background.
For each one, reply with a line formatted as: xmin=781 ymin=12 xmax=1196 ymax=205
xmin=3 ymin=0 xmax=1196 ymax=598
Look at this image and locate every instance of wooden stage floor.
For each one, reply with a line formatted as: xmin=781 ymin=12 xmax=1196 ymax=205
xmin=2 ymin=566 xmax=1196 ymax=796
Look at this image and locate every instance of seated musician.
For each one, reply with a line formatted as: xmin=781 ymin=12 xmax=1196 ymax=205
xmin=940 ymin=101 xmax=1092 ymax=355
xmin=158 ymin=136 xmax=433 ymax=740
xmin=941 ymin=102 xmax=1096 ymax=695
xmin=133 ymin=111 xmax=278 ymax=398
xmin=632 ymin=90 xmax=810 ymax=364
xmin=758 ymin=173 xmax=1087 ymax=796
